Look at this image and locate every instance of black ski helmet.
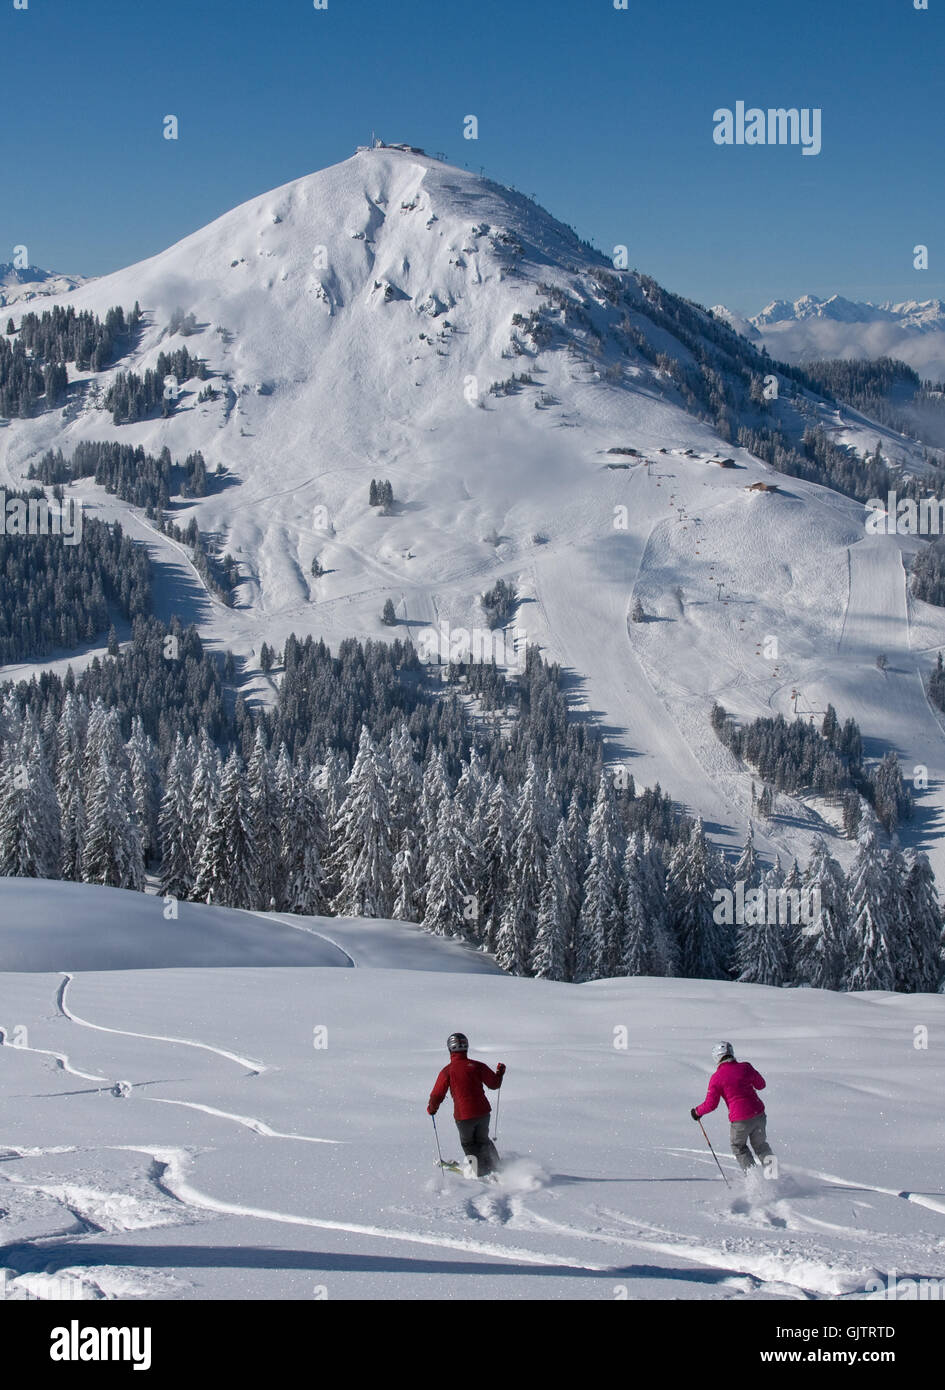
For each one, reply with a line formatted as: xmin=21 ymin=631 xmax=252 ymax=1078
xmin=447 ymin=1032 xmax=469 ymax=1053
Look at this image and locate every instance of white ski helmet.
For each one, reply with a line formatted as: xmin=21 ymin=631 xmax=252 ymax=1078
xmin=712 ymin=1041 xmax=735 ymax=1063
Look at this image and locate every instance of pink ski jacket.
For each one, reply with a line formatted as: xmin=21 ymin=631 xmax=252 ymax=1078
xmin=695 ymin=1061 xmax=766 ymax=1123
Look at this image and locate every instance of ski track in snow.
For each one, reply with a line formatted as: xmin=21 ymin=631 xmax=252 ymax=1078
xmin=796 ymin=1166 xmax=945 ymax=1219
xmin=0 ymin=1025 xmax=110 ymax=1085
xmin=145 ymin=1098 xmax=343 ymax=1145
xmin=57 ymin=974 xmax=266 ymax=1075
xmin=251 ymin=913 xmax=356 ymax=967
xmin=115 ymin=1144 xmax=615 ymax=1274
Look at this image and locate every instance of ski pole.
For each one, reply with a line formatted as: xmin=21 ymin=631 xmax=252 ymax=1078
xmin=431 ymin=1113 xmax=445 ymax=1168
xmin=697 ymin=1116 xmax=730 ymax=1187
xmin=492 ymin=1087 xmax=500 ymax=1144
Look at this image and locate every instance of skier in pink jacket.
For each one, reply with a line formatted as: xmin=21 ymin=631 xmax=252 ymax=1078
xmin=692 ymin=1041 xmax=775 ymax=1173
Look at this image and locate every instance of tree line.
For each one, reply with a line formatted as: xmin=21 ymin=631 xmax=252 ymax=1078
xmin=0 ymin=492 xmax=150 ymax=664
xmin=1 ymin=304 xmax=140 ymax=418
xmin=0 ymin=618 xmax=940 ymax=993
xmin=712 ymin=702 xmax=911 ymax=833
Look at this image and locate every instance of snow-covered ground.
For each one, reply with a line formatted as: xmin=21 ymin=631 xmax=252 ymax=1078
xmin=1 ymin=881 xmax=943 ymax=1301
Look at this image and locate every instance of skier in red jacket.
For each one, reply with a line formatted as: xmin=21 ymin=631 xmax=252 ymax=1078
xmin=427 ymin=1033 xmax=505 ymax=1176
xmin=692 ymin=1041 xmax=775 ymax=1174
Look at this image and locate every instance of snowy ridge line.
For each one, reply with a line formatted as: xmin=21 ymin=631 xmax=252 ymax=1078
xmin=0 ymin=1025 xmax=110 ymax=1085
xmin=57 ymin=975 xmax=266 ymax=1075
xmin=116 ymin=1144 xmax=615 ymax=1273
xmin=146 ymin=1097 xmax=344 ymax=1144
xmin=797 ymin=1166 xmax=945 ymax=1218
xmin=251 ymin=912 xmax=356 ymax=967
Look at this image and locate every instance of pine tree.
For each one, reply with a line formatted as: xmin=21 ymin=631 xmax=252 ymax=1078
xmin=531 ymin=819 xmax=571 ymax=980
xmin=495 ymin=759 xmax=547 ymax=974
xmin=127 ymin=717 xmax=159 ymax=865
xmin=0 ymin=719 xmax=60 ymax=879
xmin=575 ymin=771 xmax=623 ymax=981
xmin=81 ymin=710 xmax=144 ymax=890
xmin=796 ymin=837 xmax=847 ymax=990
xmin=734 ymin=826 xmax=760 ymax=889
xmin=846 ymin=830 xmax=896 ymax=991
xmin=903 ymin=852 xmax=944 ymax=992
xmin=330 ymin=728 xmax=394 ymax=918
xmin=423 ymin=790 xmax=476 ymax=937
xmin=392 ymin=820 xmax=423 ymax=922
xmin=417 ymin=749 xmax=452 ymax=917
xmin=737 ymin=866 xmax=790 ymax=986
xmin=619 ymin=834 xmax=653 ymax=976
xmin=158 ymin=734 xmax=193 ymax=898
xmin=668 ymin=818 xmax=729 ymax=979
xmin=248 ymin=729 xmax=279 ymax=910
xmin=279 ymin=757 xmax=327 ymax=914
xmin=56 ymin=692 xmax=87 ymax=881
xmin=186 ymin=731 xmax=221 ymax=894
xmin=479 ymin=774 xmax=513 ymax=951
xmin=192 ymin=750 xmax=259 ymax=907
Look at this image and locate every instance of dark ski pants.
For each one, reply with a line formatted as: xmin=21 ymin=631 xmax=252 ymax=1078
xmin=456 ymin=1113 xmax=500 ymax=1175
xmin=730 ymin=1112 xmax=773 ymax=1171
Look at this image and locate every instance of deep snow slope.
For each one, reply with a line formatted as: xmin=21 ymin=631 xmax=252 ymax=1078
xmin=3 ymin=146 xmax=945 ymax=875
xmin=0 ymin=878 xmax=503 ymax=975
xmin=2 ymin=960 xmax=943 ymax=1301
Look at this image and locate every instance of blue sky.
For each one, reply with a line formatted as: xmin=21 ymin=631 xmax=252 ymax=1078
xmin=4 ymin=0 xmax=942 ymax=313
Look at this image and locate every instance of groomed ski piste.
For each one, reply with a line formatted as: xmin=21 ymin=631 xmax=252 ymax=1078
xmin=2 ymin=880 xmax=943 ymax=1301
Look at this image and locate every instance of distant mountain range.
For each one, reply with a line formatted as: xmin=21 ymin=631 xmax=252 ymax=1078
xmin=712 ymin=294 xmax=945 ymax=382
xmin=0 ymin=262 xmax=89 ymax=308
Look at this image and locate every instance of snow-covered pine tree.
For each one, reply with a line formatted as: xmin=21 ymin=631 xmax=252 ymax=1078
xmin=56 ymin=692 xmax=87 ymax=881
xmin=575 ymin=770 xmax=623 ymax=981
xmin=796 ymin=836 xmax=848 ymax=990
xmin=388 ymin=719 xmax=422 ymax=846
xmin=495 ymin=758 xmax=547 ymax=974
xmin=845 ymin=830 xmax=896 ymax=991
xmin=619 ymin=833 xmax=652 ymax=977
xmin=81 ymin=709 xmax=144 ymax=890
xmin=881 ymin=839 xmax=911 ymax=991
xmin=279 ymin=755 xmax=327 ymax=915
xmin=478 ymin=774 xmax=513 ymax=951
xmin=423 ymin=789 xmax=476 ymax=937
xmin=779 ymin=857 xmax=803 ymax=981
xmin=734 ymin=825 xmax=760 ymax=889
xmin=903 ymin=851 xmax=944 ymax=993
xmin=640 ymin=831 xmax=677 ymax=975
xmin=330 ymin=727 xmax=394 ymax=918
xmin=531 ymin=818 xmax=571 ymax=980
xmin=186 ymin=730 xmax=221 ymax=893
xmin=416 ymin=747 xmax=452 ymax=917
xmin=127 ymin=716 xmax=159 ymax=866
xmin=392 ymin=819 xmax=423 ymax=922
xmin=667 ymin=817 xmax=730 ymax=979
xmin=736 ymin=866 xmax=790 ymax=986
xmin=158 ymin=733 xmax=193 ymax=899
xmin=0 ymin=717 xmax=61 ymax=879
xmin=192 ymin=750 xmax=259 ymax=907
xmin=248 ymin=728 xmax=279 ymax=911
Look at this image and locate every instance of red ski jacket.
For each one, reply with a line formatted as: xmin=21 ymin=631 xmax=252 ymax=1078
xmin=695 ymin=1061 xmax=766 ymax=1123
xmin=428 ymin=1054 xmax=503 ymax=1121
